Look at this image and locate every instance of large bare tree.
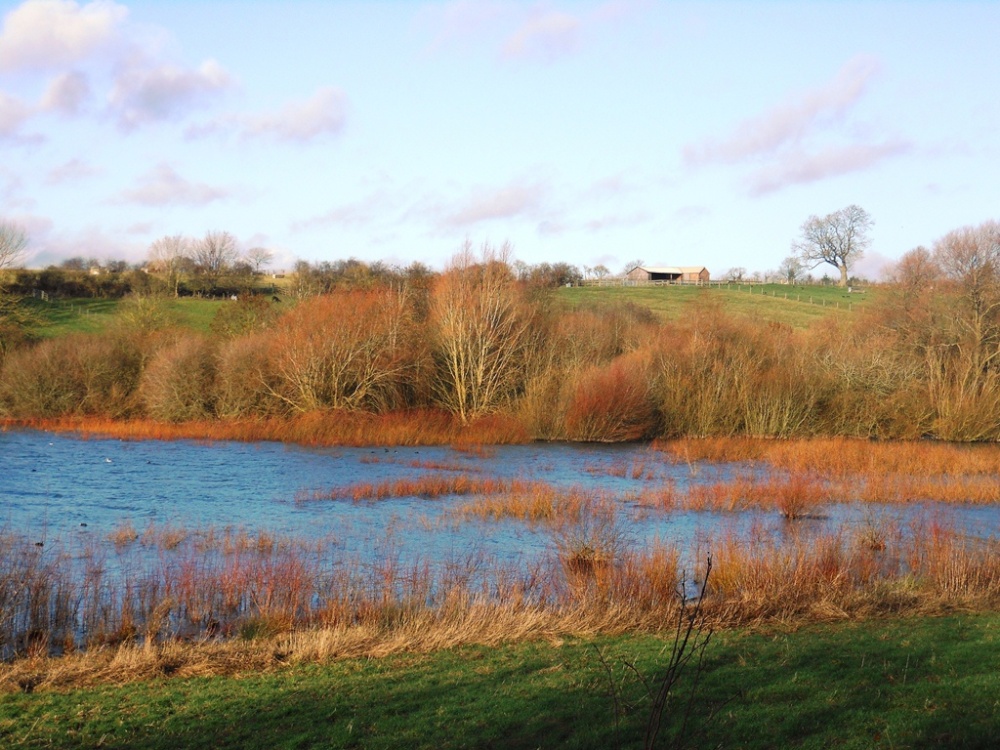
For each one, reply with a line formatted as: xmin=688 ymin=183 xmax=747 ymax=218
xmin=193 ymin=230 xmax=239 ymax=292
xmin=793 ymin=204 xmax=873 ymax=287
xmin=246 ymin=246 xmax=274 ymax=274
xmin=147 ymin=234 xmax=191 ymax=297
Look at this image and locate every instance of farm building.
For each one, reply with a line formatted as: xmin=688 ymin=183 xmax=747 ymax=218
xmin=624 ymin=265 xmax=710 ymax=283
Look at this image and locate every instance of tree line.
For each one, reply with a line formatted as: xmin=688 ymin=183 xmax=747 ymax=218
xmin=1 ymin=220 xmax=999 ymax=443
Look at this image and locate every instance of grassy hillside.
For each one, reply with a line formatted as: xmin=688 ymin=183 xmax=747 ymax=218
xmin=23 ymin=296 xmax=225 ymax=337
xmin=20 ymin=283 xmax=874 ymax=339
xmin=1 ymin=614 xmax=996 ymax=749
xmin=556 ymin=283 xmax=874 ymax=329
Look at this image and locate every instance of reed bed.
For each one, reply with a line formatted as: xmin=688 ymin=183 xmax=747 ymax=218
xmin=636 ymin=470 xmax=1000 ymax=513
xmin=302 ymin=475 xmax=551 ymax=503
xmin=2 ymin=512 xmax=998 ymax=691
xmin=2 ymin=409 xmax=530 ymax=447
xmin=450 ymin=486 xmax=605 ymax=524
xmin=654 ymin=436 xmax=1000 ymax=479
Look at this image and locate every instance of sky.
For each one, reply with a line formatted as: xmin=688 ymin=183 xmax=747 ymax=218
xmin=1 ymin=0 xmax=998 ymax=278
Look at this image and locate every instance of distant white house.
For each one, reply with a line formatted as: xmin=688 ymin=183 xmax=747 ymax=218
xmin=624 ymin=265 xmax=710 ymax=283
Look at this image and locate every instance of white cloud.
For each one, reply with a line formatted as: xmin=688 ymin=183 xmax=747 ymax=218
xmin=45 ymin=157 xmax=102 ymax=184
xmin=237 ymin=86 xmax=346 ymax=142
xmin=109 ymin=58 xmax=233 ymax=130
xmin=0 ymin=0 xmax=128 ymax=72
xmin=747 ymin=140 xmax=910 ymax=195
xmin=115 ymin=163 xmax=230 ymax=206
xmin=0 ymin=90 xmax=33 ymax=137
xmin=40 ymin=70 xmax=91 ymax=114
xmin=26 ymin=223 xmax=144 ymax=266
xmin=190 ymin=86 xmax=347 ymax=143
xmin=441 ymin=181 xmax=547 ymax=228
xmin=684 ymin=54 xmax=881 ymax=166
xmin=291 ymin=189 xmax=393 ymax=233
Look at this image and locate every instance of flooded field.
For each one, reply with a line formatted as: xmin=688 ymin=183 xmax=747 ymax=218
xmin=2 ymin=428 xmax=999 ymax=656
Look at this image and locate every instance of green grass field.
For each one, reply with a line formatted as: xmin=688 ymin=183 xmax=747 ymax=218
xmin=23 ymin=297 xmax=226 ymax=337
xmin=556 ymin=283 xmax=874 ymax=329
xmin=2 ymin=614 xmax=996 ymax=749
xmin=19 ymin=282 xmax=874 ymax=340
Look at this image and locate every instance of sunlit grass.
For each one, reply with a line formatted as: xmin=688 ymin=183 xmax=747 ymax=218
xmin=556 ymin=283 xmax=874 ymax=328
xmin=25 ymin=297 xmax=226 ymax=337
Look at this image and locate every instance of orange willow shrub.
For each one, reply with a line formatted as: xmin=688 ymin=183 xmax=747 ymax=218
xmin=138 ymin=333 xmax=218 ymax=421
xmin=213 ymin=332 xmax=283 ymax=418
xmin=266 ymin=290 xmax=426 ymax=413
xmin=0 ymin=332 xmax=146 ymax=418
xmin=562 ymin=350 xmax=659 ymax=442
xmin=653 ymin=305 xmax=817 ymax=438
xmin=430 ymin=243 xmax=541 ymax=423
xmin=517 ymin=303 xmax=659 ymax=439
xmin=803 ymin=317 xmax=932 ymax=439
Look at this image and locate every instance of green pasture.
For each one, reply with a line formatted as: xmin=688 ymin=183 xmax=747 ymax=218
xmin=2 ymin=614 xmax=996 ymax=749
xmin=556 ymin=283 xmax=875 ymax=329
xmin=23 ymin=297 xmax=225 ymax=337
xmin=16 ymin=282 xmax=875 ymax=339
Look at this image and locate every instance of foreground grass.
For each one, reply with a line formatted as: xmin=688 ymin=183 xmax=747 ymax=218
xmin=556 ymin=283 xmax=874 ymax=328
xmin=2 ymin=614 xmax=997 ymax=749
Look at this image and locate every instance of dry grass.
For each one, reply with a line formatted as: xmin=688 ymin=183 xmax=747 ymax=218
xmin=654 ymin=436 xmax=1000 ymax=478
xmin=1 ymin=513 xmax=998 ymax=692
xmin=1 ymin=410 xmax=530 ymax=447
xmin=451 ymin=485 xmax=600 ymax=524
xmin=301 ymin=475 xmax=550 ymax=503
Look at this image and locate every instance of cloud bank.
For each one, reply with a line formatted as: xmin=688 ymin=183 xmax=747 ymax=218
xmin=0 ymin=0 xmax=128 ymax=72
xmin=116 ymin=163 xmax=230 ymax=207
xmin=685 ymin=54 xmax=881 ymax=166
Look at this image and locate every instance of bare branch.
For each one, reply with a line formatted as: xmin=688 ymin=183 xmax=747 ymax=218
xmin=0 ymin=221 xmax=28 ymax=271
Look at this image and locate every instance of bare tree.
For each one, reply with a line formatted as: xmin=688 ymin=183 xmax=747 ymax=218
xmin=0 ymin=221 xmax=28 ymax=273
xmin=147 ymin=234 xmax=191 ymax=297
xmin=724 ymin=267 xmax=746 ymax=282
xmin=0 ymin=221 xmax=30 ymax=357
xmin=778 ymin=255 xmax=803 ymax=284
xmin=193 ymin=230 xmax=239 ymax=292
xmin=246 ymin=246 xmax=274 ymax=274
xmin=430 ymin=241 xmax=538 ymax=422
xmin=793 ymin=204 xmax=873 ymax=287
xmin=932 ymin=220 xmax=1000 ymax=374
xmin=592 ymin=264 xmax=611 ymax=280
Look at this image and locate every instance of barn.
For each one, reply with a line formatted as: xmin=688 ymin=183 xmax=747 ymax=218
xmin=624 ymin=265 xmax=710 ymax=283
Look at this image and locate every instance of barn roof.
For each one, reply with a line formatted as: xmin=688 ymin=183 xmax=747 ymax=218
xmin=631 ymin=266 xmax=707 ymax=274
xmin=634 ymin=266 xmax=683 ymax=274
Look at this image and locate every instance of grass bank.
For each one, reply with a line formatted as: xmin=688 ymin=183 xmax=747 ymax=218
xmin=556 ymin=283 xmax=873 ymax=328
xmin=23 ymin=296 xmax=224 ymax=337
xmin=1 ymin=614 xmax=996 ymax=749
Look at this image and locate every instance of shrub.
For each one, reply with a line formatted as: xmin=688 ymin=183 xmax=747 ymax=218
xmin=138 ymin=334 xmax=218 ymax=421
xmin=563 ymin=350 xmax=659 ymax=441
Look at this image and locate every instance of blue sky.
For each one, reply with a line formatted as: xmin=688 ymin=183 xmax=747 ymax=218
xmin=1 ymin=0 xmax=998 ymax=277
